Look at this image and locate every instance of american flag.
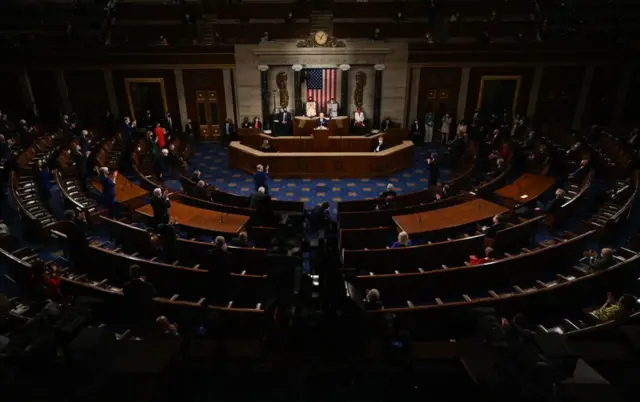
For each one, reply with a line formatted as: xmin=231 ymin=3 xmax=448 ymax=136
xmin=306 ymin=68 xmax=337 ymax=113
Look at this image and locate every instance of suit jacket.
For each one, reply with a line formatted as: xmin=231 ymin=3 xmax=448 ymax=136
xmin=123 ymin=279 xmax=158 ymax=325
xmin=150 ymin=195 xmax=171 ymax=223
xmin=410 ymin=122 xmax=421 ymax=135
xmin=100 ymin=176 xmax=116 ymax=207
xmin=589 ymin=256 xmax=615 ymax=272
xmin=249 ymin=191 xmax=272 ymax=223
xmin=280 ymin=112 xmax=291 ymax=124
xmin=427 ymin=162 xmax=440 ymax=183
xmin=379 ymin=190 xmax=397 ymax=198
xmin=317 ymin=118 xmax=329 ymax=128
xmin=373 ymin=142 xmax=387 ymax=153
xmin=483 ymin=222 xmax=507 ymax=237
xmin=541 ymin=197 xmax=563 ymax=214
xmin=382 ymin=120 xmax=392 ymax=131
xmin=73 ymin=152 xmax=87 ymax=177
xmin=253 ymin=171 xmax=269 ymax=189
xmin=229 ymin=237 xmax=249 ymax=248
xmin=223 ymin=122 xmax=236 ymax=136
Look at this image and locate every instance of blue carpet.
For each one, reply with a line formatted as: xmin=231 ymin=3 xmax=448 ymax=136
xmin=164 ymin=143 xmax=449 ymax=212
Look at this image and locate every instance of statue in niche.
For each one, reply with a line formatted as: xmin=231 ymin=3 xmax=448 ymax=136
xmin=276 ymin=71 xmax=289 ymax=109
xmin=354 ymin=71 xmax=367 ymax=110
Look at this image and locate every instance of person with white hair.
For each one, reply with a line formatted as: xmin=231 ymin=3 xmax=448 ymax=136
xmin=150 ymin=187 xmax=171 ymax=227
xmin=99 ymin=165 xmax=118 ymax=216
xmin=364 ymin=289 xmax=382 ymax=310
xmin=249 ymin=186 xmax=274 ymax=226
xmin=391 ymin=231 xmax=412 ymax=248
xmin=253 ymin=164 xmax=270 ymax=192
xmin=535 ymin=188 xmax=565 ymax=215
xmin=153 ymin=147 xmax=169 ymax=179
xmin=79 ymin=129 xmax=91 ymax=152
xmin=379 ymin=183 xmax=397 ymax=198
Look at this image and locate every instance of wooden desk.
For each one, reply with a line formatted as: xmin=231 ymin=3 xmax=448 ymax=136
xmin=91 ymin=175 xmax=148 ymax=209
xmin=494 ymin=173 xmax=555 ymax=209
xmin=393 ymin=199 xmax=508 ymax=236
xmin=293 ymin=116 xmax=349 ymax=137
xmin=238 ymin=128 xmax=407 ymax=153
xmin=136 ymin=201 xmax=249 ymax=236
xmin=229 ymin=140 xmax=414 ymax=178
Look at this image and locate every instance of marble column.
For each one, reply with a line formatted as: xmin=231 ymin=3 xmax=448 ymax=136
xmin=612 ymin=66 xmax=634 ymax=124
xmin=18 ymin=69 xmax=37 ymax=119
xmin=339 ymin=64 xmax=350 ymax=116
xmin=173 ymin=69 xmax=189 ymax=130
xmin=572 ymin=64 xmax=596 ymax=130
xmin=222 ymin=68 xmax=236 ymax=124
xmin=373 ymin=64 xmax=384 ymax=129
xmin=407 ymin=68 xmax=420 ymax=125
xmin=55 ymin=70 xmax=72 ymax=115
xmin=526 ymin=66 xmax=544 ymax=120
xmin=293 ymin=64 xmax=303 ymax=116
xmin=258 ymin=65 xmax=270 ymax=127
xmin=456 ymin=67 xmax=470 ymax=122
xmin=103 ymin=70 xmax=119 ymax=118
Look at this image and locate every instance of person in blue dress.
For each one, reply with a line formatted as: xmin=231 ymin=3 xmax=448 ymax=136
xmin=253 ymin=164 xmax=270 ymax=193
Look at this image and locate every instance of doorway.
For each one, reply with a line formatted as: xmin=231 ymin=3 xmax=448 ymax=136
xmin=196 ymin=90 xmax=220 ymax=141
xmin=477 ymin=76 xmax=522 ymax=117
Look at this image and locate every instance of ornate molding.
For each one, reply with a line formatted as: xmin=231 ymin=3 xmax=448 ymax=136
xmin=297 ymin=34 xmax=346 ymax=48
xmin=291 ymin=64 xmax=303 ymax=72
xmin=339 ymin=64 xmax=351 ymax=71
xmin=374 ymin=64 xmax=386 ymax=71
xmin=257 ymin=65 xmax=269 ymax=72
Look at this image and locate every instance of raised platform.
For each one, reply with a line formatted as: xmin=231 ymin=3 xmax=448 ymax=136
xmin=228 ymin=140 xmax=414 ymax=178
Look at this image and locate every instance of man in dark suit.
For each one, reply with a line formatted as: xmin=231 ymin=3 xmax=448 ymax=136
xmin=123 ymin=264 xmax=158 ymax=335
xmin=249 ymin=187 xmax=274 ymax=226
xmin=280 ymin=108 xmax=292 ymax=136
xmin=193 ymin=180 xmax=210 ymax=200
xmin=379 ymin=183 xmax=397 ymax=198
xmin=568 ymin=159 xmax=589 ymax=181
xmin=376 ymin=195 xmax=395 ymax=211
xmin=588 ymin=248 xmax=615 ymax=272
xmin=317 ymin=112 xmax=329 ymax=128
xmin=191 ymin=169 xmax=202 ymax=183
xmin=229 ymin=231 xmax=250 ymax=247
xmin=426 ymin=156 xmax=440 ymax=186
xmin=373 ymin=137 xmax=386 ymax=152
xmin=535 ymin=188 xmax=565 ymax=214
xmin=185 ymin=119 xmax=197 ymax=143
xmin=222 ymin=118 xmax=235 ymax=147
xmin=481 ymin=214 xmax=507 ymax=237
xmin=409 ymin=118 xmax=422 ymax=145
xmin=253 ymin=164 xmax=269 ymax=192
xmin=381 ymin=118 xmax=392 ymax=131
xmin=150 ymin=187 xmax=171 ymax=228
xmin=153 ymin=148 xmax=169 ymax=180
xmin=73 ymin=145 xmax=89 ymax=190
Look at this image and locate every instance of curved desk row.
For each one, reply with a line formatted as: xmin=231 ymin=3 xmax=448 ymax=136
xmin=229 ymin=141 xmax=415 ymax=178
xmin=237 ymin=128 xmax=407 ymax=153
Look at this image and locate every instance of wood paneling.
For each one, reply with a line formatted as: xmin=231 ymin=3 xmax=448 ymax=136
xmin=535 ymin=66 xmax=584 ymax=128
xmin=181 ymin=69 xmax=227 ymax=125
xmin=112 ymin=69 xmax=180 ymax=128
xmin=582 ymin=65 xmax=621 ymax=127
xmin=416 ymin=67 xmax=461 ymax=122
xmin=65 ymin=70 xmax=109 ymax=129
xmin=0 ymin=71 xmax=26 ymax=120
xmin=621 ymin=66 xmax=640 ymax=126
xmin=465 ymin=67 xmax=533 ymax=121
xmin=29 ymin=70 xmax=61 ymax=127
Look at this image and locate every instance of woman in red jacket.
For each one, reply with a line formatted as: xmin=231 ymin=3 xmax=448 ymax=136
xmin=154 ymin=123 xmax=166 ymax=149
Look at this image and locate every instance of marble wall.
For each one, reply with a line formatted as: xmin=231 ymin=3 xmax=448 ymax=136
xmin=267 ymin=66 xmax=296 ymax=113
xmin=347 ymin=66 xmax=375 ymax=118
xmin=234 ymin=41 xmax=409 ymax=127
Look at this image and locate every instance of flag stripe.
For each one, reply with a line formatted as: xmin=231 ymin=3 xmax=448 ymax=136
xmin=306 ymin=69 xmax=337 ymax=114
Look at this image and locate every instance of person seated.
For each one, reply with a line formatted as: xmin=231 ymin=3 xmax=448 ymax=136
xmin=353 ymin=107 xmax=365 ymax=127
xmin=535 ymin=188 xmax=565 ymax=214
xmin=488 ymin=158 xmax=505 ymax=178
xmin=252 ymin=116 xmax=262 ymax=130
xmin=191 ymin=169 xmax=202 ymax=183
xmin=481 ymin=214 xmax=507 ymax=237
xmin=373 ymin=136 xmax=386 ymax=152
xmin=391 ymin=231 xmax=412 ymax=248
xmin=193 ymin=180 xmax=209 ymax=200
xmin=29 ymin=260 xmax=61 ymax=301
xmin=241 ymin=117 xmax=251 ymax=128
xmin=316 ymin=112 xmax=329 ymax=129
xmin=156 ymin=316 xmax=180 ymax=337
xmin=363 ymin=289 xmax=382 ymax=310
xmin=376 ymin=195 xmax=394 ymax=210
xmin=569 ymin=159 xmax=589 ymax=181
xmin=594 ymin=293 xmax=638 ymax=323
xmin=586 ymin=248 xmax=615 ymax=272
xmin=260 ymin=139 xmax=275 ymax=152
xmin=469 ymin=247 xmax=496 ymax=265
xmin=434 ymin=182 xmax=450 ymax=199
xmin=379 ymin=183 xmax=397 ymax=198
xmin=229 ymin=231 xmax=250 ymax=247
